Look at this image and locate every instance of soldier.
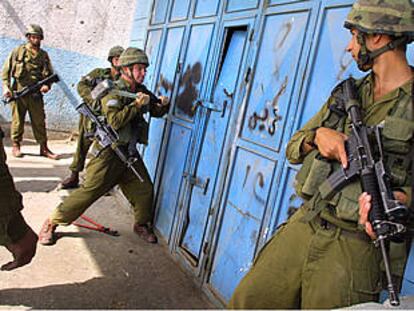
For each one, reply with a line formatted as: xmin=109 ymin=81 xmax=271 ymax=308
xmin=2 ymin=24 xmax=58 ymax=159
xmin=228 ymin=0 xmax=413 ymax=309
xmin=60 ymin=46 xmax=124 ymax=189
xmin=38 ymin=47 xmax=169 ymax=246
xmin=0 ymin=125 xmax=37 ymax=270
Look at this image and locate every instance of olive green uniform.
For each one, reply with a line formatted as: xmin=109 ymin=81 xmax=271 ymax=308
xmin=0 ymin=128 xmax=30 ymax=246
xmin=69 ymin=68 xmax=114 ymax=173
xmin=49 ymin=78 xmax=168 ymax=226
xmin=228 ymin=74 xmax=413 ymax=309
xmin=2 ymin=43 xmax=54 ymax=144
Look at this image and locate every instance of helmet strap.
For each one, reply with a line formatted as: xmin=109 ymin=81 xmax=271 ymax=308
xmin=356 ymin=33 xmax=408 ymax=72
xmin=121 ymin=66 xmax=136 ymax=85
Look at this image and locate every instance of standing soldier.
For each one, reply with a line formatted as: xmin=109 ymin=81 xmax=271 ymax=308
xmin=0 ymin=125 xmax=38 ymax=270
xmin=61 ymin=46 xmax=124 ymax=189
xmin=228 ymin=0 xmax=413 ymax=309
xmin=38 ymin=47 xmax=170 ymax=246
xmin=2 ymin=24 xmax=58 ymax=159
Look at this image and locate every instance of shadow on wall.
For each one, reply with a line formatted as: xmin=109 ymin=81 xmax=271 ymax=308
xmin=0 ymin=36 xmax=106 ymax=132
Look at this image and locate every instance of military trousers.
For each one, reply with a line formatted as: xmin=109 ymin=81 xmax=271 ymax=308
xmin=69 ymin=114 xmax=93 ymax=173
xmin=228 ymin=207 xmax=382 ymax=309
xmin=50 ymin=146 xmax=154 ymax=226
xmin=0 ymin=138 xmax=28 ymax=245
xmin=11 ymin=94 xmax=47 ymax=144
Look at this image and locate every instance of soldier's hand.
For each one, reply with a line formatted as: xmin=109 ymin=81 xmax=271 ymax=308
xmin=3 ymin=88 xmax=11 ymax=98
xmin=40 ymin=85 xmax=50 ymax=93
xmin=358 ymin=192 xmax=376 ymax=240
xmin=358 ymin=191 xmax=407 ymax=240
xmin=1 ymin=227 xmax=38 ymax=271
xmin=135 ymin=92 xmax=150 ymax=109
xmin=314 ymin=127 xmax=348 ymax=168
xmin=159 ymin=96 xmax=169 ymax=106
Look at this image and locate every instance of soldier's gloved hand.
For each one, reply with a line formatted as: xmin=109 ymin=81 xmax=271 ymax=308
xmin=314 ymin=127 xmax=348 ymax=168
xmin=159 ymin=96 xmax=170 ymax=106
xmin=1 ymin=227 xmax=38 ymax=271
xmin=40 ymin=85 xmax=50 ymax=94
xmin=135 ymin=92 xmax=150 ymax=109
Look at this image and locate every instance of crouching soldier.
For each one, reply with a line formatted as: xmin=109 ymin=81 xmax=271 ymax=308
xmin=38 ymin=47 xmax=169 ymax=245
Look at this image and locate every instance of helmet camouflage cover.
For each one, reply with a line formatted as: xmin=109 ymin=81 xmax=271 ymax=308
xmin=344 ymin=0 xmax=414 ymax=40
xmin=107 ymin=46 xmax=124 ymax=62
xmin=25 ymin=24 xmax=44 ymax=39
xmin=119 ymin=47 xmax=149 ymax=67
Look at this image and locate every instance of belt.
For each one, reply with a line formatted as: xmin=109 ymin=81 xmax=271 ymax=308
xmin=314 ymin=215 xmax=372 ymax=242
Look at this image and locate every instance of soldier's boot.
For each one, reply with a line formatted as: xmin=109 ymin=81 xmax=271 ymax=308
xmin=61 ymin=171 xmax=80 ymax=189
xmin=12 ymin=142 xmax=23 ymax=158
xmin=38 ymin=219 xmax=58 ymax=245
xmin=40 ymin=143 xmax=59 ymax=160
xmin=133 ymin=223 xmax=158 ymax=244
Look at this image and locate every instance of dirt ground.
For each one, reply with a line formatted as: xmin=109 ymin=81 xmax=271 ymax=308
xmin=0 ymin=123 xmax=215 ymax=309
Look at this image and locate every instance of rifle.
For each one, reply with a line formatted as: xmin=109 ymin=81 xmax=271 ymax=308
xmin=320 ymin=78 xmax=409 ymax=306
xmin=75 ymin=101 xmax=144 ymax=182
xmin=2 ymin=73 xmax=60 ymax=104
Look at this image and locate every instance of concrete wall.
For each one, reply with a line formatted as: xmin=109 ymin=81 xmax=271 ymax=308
xmin=0 ymin=0 xmax=141 ymax=131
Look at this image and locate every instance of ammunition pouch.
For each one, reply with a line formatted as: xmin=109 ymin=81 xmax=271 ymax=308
xmin=295 ymin=150 xmax=332 ymax=200
xmin=382 ymin=116 xmax=414 ymax=187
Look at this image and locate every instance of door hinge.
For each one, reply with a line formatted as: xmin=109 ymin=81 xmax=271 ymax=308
xmin=203 ymin=242 xmax=209 ymax=254
xmin=176 ymin=62 xmax=182 ymax=74
xmin=244 ymin=67 xmax=252 ymax=83
xmin=249 ymin=28 xmax=255 ymax=41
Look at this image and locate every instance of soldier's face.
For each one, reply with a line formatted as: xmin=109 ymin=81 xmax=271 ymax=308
xmin=132 ymin=64 xmax=147 ymax=84
xmin=112 ymin=56 xmax=121 ymax=68
xmin=28 ymin=34 xmax=42 ymax=47
xmin=346 ymin=29 xmax=361 ymax=62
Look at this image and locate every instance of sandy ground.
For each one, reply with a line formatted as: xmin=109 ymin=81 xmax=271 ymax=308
xmin=0 ymin=125 xmax=215 ymax=309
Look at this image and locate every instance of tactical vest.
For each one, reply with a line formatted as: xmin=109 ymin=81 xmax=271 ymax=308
xmin=294 ymin=76 xmax=414 ymax=224
xmin=11 ymin=44 xmax=50 ymax=87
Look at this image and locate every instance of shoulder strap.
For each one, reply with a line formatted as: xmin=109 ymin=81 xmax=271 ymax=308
xmin=16 ymin=44 xmax=26 ymax=62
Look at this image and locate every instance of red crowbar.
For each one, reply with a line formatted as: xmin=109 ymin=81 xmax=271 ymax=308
xmin=73 ymin=215 xmax=120 ymax=236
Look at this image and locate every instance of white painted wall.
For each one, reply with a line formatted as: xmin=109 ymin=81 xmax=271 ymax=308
xmin=0 ymin=0 xmax=149 ymax=130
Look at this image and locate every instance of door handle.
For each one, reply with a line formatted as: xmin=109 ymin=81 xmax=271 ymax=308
xmin=183 ymin=172 xmax=210 ymax=195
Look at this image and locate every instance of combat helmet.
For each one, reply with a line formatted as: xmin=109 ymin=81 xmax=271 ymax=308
xmin=25 ymin=24 xmax=44 ymax=39
xmin=119 ymin=47 xmax=149 ymax=67
xmin=344 ymin=0 xmax=414 ymax=71
xmin=107 ymin=46 xmax=124 ymax=62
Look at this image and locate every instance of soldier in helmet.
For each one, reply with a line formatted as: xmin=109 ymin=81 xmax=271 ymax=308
xmin=2 ymin=24 xmax=59 ymax=159
xmin=38 ymin=47 xmax=169 ymax=245
xmin=228 ymin=0 xmax=414 ymax=308
xmin=60 ymin=46 xmax=124 ymax=189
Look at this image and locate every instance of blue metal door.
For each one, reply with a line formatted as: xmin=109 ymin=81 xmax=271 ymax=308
xmin=206 ymin=3 xmax=318 ymax=302
xmin=269 ymin=0 xmax=360 ymax=233
xmin=154 ymin=22 xmax=216 ymax=242
xmin=144 ymin=27 xmax=185 ymax=182
xmin=175 ymin=21 xmax=254 ymax=271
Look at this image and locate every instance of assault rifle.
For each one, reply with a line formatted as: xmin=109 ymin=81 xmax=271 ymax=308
xmin=1 ymin=73 xmax=60 ymax=104
xmin=75 ymin=101 xmax=144 ymax=182
xmin=320 ymin=78 xmax=409 ymax=306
